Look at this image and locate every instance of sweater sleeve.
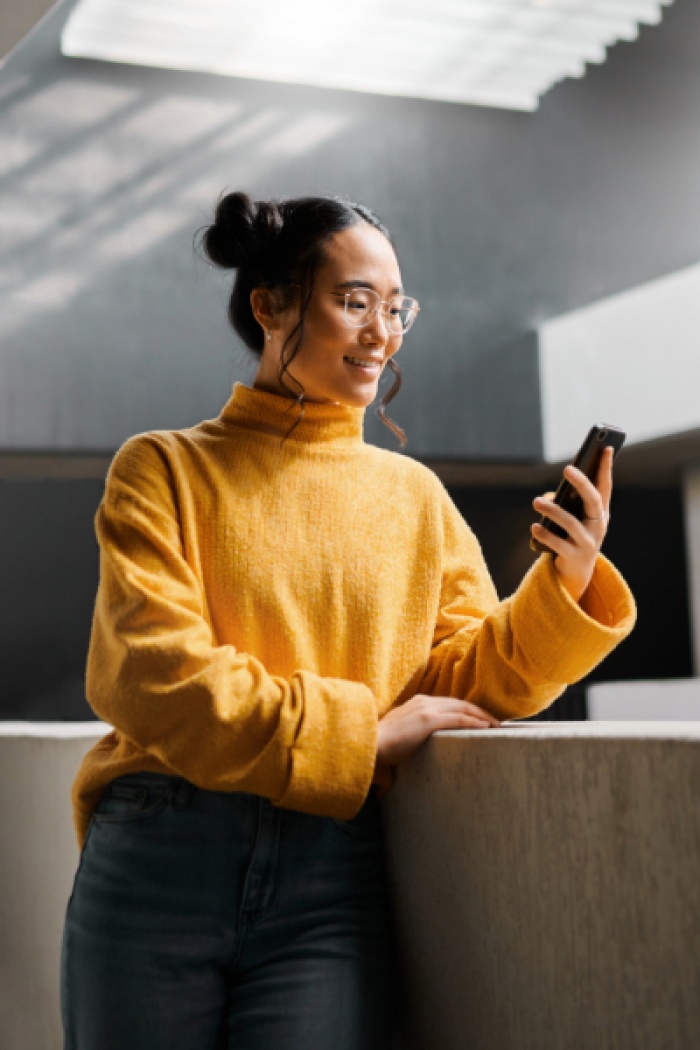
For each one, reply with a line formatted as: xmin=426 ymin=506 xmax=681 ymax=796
xmin=85 ymin=434 xmax=378 ymax=819
xmin=417 ymin=485 xmax=637 ymax=720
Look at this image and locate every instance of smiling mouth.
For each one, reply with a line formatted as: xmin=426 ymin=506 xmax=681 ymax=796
xmin=344 ymin=356 xmax=383 ymax=371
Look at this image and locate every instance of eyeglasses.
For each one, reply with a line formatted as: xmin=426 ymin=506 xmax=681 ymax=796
xmin=323 ymin=288 xmax=420 ymax=335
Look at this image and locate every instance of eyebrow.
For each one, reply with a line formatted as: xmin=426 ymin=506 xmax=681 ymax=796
xmin=335 ymin=279 xmax=404 ymax=296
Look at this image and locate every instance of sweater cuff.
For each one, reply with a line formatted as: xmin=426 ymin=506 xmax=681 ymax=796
xmin=510 ymin=552 xmax=636 ymax=684
xmin=273 ymin=674 xmax=379 ymax=820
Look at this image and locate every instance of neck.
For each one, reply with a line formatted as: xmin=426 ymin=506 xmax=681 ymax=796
xmin=217 ymin=382 xmax=366 ymax=449
xmin=252 ymin=376 xmax=339 ymax=406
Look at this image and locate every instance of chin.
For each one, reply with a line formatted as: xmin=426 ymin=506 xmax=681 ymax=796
xmin=306 ymin=370 xmax=381 ymax=407
xmin=336 ymin=385 xmax=379 ymax=408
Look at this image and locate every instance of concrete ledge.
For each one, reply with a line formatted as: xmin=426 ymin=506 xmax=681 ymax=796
xmin=2 ymin=721 xmax=699 ymax=1049
xmin=384 ymin=722 xmax=700 ymax=1050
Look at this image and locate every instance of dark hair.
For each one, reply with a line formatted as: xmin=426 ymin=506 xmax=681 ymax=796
xmin=198 ymin=191 xmax=406 ymax=446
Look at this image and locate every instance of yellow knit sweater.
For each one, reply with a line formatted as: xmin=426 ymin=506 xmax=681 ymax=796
xmin=73 ymin=382 xmax=636 ymax=848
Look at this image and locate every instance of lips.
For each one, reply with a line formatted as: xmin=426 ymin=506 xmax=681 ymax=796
xmin=344 ymin=356 xmax=383 ymax=369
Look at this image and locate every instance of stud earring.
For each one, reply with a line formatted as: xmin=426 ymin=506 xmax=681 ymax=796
xmin=266 ymin=331 xmax=272 ymax=341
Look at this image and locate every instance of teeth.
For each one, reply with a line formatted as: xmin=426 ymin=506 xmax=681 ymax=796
xmin=345 ymin=357 xmax=380 ymax=367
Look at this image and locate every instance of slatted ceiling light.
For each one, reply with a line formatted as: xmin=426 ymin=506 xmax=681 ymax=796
xmin=61 ymin=0 xmax=675 ymax=112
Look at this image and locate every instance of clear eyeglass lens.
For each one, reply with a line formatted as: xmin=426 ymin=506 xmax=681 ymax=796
xmin=344 ymin=289 xmax=418 ymax=334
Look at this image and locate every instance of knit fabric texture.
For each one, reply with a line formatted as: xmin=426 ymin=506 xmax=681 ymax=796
xmin=72 ymin=382 xmax=636 ymax=848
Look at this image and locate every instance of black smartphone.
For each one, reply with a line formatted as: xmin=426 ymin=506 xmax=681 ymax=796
xmin=530 ymin=423 xmax=626 ymax=554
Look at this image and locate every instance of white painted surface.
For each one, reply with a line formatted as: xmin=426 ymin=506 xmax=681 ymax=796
xmin=588 ymin=678 xmax=700 ymax=720
xmin=538 ymin=260 xmax=700 ymax=462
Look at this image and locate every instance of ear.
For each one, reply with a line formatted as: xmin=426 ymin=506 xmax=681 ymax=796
xmin=250 ymin=287 xmax=275 ymax=336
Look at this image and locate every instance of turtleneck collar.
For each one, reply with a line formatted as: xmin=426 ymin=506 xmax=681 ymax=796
xmin=217 ymin=382 xmax=366 ymax=449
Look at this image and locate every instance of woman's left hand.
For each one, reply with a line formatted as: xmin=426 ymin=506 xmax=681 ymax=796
xmin=531 ymin=446 xmax=614 ymax=604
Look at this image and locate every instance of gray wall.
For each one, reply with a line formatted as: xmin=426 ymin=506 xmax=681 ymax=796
xmin=2 ymin=0 xmax=700 ymax=458
xmin=0 ymin=478 xmax=101 ymax=718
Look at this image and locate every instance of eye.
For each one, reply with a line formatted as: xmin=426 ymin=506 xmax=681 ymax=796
xmin=346 ymin=291 xmax=372 ymax=313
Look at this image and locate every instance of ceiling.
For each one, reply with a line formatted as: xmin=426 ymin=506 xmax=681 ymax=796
xmin=61 ymin=0 xmax=675 ymax=112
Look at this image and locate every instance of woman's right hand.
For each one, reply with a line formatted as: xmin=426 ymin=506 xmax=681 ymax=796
xmin=376 ymin=694 xmax=500 ymax=769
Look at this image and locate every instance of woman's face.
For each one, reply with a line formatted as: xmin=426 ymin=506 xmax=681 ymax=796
xmin=252 ymin=223 xmax=404 ymax=406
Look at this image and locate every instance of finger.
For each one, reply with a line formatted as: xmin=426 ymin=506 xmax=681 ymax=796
xmin=436 ymin=714 xmax=495 ymax=731
xmin=562 ymin=464 xmax=605 ymax=523
xmin=428 ymin=697 xmax=500 ymax=728
xmin=460 ymin=700 xmax=500 ymax=726
xmin=532 ymin=495 xmax=595 ymax=543
xmin=595 ymin=446 xmax=614 ymax=514
xmin=531 ymin=521 xmax=577 ymax=558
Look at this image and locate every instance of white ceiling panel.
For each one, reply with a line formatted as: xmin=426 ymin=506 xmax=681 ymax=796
xmin=61 ymin=0 xmax=675 ymax=111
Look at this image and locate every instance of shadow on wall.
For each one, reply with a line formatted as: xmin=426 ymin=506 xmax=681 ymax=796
xmin=6 ymin=0 xmax=700 ymax=459
xmin=0 ymin=46 xmax=359 ymax=450
xmin=3 ymin=6 xmax=491 ymax=458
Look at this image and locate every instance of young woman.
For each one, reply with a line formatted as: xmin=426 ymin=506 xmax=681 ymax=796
xmin=60 ymin=192 xmax=636 ymax=1049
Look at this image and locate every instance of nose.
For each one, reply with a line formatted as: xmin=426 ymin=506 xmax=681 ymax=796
xmin=361 ymin=307 xmax=391 ymax=344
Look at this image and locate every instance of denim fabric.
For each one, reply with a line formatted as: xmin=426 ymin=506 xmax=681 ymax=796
xmin=60 ymin=773 xmax=398 ymax=1049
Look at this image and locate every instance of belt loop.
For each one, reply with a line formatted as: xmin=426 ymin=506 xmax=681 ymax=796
xmin=172 ymin=779 xmax=196 ymax=810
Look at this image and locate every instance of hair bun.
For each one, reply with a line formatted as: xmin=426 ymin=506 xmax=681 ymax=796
xmin=202 ymin=191 xmax=282 ymax=270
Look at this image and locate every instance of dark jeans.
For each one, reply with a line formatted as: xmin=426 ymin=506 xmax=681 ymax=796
xmin=60 ymin=773 xmax=398 ymax=1049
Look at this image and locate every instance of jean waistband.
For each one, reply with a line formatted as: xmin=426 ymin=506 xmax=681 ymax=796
xmin=105 ymin=772 xmax=381 ymax=820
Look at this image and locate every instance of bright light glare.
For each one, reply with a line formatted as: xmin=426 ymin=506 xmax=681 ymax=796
xmin=61 ymin=0 xmax=675 ymax=110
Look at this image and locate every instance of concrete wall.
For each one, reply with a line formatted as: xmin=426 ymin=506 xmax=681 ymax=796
xmin=3 ymin=722 xmax=699 ymax=1049
xmin=2 ymin=1 xmax=700 ymax=458
xmin=0 ymin=0 xmax=62 ymax=62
